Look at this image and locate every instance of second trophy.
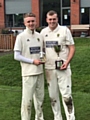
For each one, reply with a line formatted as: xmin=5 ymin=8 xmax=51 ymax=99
xmin=54 ymin=45 xmax=63 ymax=70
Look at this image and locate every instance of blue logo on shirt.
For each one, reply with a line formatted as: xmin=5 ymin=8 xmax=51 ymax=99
xmin=46 ymin=41 xmax=58 ymax=47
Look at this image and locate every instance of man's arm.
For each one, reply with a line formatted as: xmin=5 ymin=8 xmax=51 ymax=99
xmin=14 ymin=51 xmax=41 ymax=65
xmin=66 ymin=45 xmax=75 ymax=64
xmin=60 ymin=45 xmax=75 ymax=70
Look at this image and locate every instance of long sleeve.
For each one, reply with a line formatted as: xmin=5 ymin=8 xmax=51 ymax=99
xmin=14 ymin=51 xmax=34 ymax=64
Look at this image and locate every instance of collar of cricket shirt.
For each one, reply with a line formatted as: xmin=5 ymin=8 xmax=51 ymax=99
xmin=48 ymin=24 xmax=60 ymax=32
xmin=25 ymin=27 xmax=35 ymax=34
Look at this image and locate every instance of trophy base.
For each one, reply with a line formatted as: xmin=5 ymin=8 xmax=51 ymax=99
xmin=40 ymin=61 xmax=45 ymax=64
xmin=40 ymin=59 xmax=45 ymax=64
xmin=55 ymin=60 xmax=63 ymax=70
xmin=40 ymin=57 xmax=46 ymax=64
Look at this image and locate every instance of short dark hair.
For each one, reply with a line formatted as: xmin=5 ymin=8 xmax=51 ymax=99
xmin=24 ymin=13 xmax=36 ymax=18
xmin=47 ymin=10 xmax=58 ymax=16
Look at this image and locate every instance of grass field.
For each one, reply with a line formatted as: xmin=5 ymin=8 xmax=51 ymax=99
xmin=0 ymin=37 xmax=90 ymax=120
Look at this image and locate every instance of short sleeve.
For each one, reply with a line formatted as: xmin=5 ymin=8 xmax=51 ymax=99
xmin=14 ymin=35 xmax=22 ymax=51
xmin=65 ymin=27 xmax=74 ymax=45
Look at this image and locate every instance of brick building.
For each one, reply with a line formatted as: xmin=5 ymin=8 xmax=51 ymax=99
xmin=0 ymin=0 xmax=90 ymax=29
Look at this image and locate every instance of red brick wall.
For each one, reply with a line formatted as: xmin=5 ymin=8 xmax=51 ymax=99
xmin=31 ymin=0 xmax=40 ymax=27
xmin=0 ymin=0 xmax=40 ymax=28
xmin=0 ymin=0 xmax=5 ymax=28
xmin=0 ymin=0 xmax=81 ymax=28
xmin=70 ymin=0 xmax=80 ymax=25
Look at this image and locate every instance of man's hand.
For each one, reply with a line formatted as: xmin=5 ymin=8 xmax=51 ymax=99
xmin=60 ymin=45 xmax=75 ymax=70
xmin=33 ymin=60 xmax=41 ymax=65
xmin=60 ymin=61 xmax=68 ymax=70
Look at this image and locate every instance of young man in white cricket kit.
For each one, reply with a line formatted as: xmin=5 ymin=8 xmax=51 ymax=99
xmin=14 ymin=13 xmax=44 ymax=120
xmin=40 ymin=10 xmax=75 ymax=120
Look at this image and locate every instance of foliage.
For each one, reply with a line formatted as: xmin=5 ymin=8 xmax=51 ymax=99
xmin=1 ymin=28 xmax=14 ymax=34
xmin=36 ymin=26 xmax=46 ymax=33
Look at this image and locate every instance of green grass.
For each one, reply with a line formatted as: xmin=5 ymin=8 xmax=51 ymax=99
xmin=0 ymin=53 xmax=21 ymax=86
xmin=0 ymin=86 xmax=21 ymax=120
xmin=0 ymin=37 xmax=90 ymax=120
xmin=71 ymin=38 xmax=90 ymax=93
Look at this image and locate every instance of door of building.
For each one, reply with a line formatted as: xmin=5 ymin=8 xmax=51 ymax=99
xmin=40 ymin=0 xmax=70 ymax=26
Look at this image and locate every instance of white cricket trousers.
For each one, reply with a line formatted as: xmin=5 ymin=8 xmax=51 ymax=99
xmin=21 ymin=74 xmax=44 ymax=120
xmin=45 ymin=69 xmax=75 ymax=120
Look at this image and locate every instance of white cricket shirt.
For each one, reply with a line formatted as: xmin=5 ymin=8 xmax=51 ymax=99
xmin=40 ymin=25 xmax=74 ymax=69
xmin=14 ymin=28 xmax=43 ymax=76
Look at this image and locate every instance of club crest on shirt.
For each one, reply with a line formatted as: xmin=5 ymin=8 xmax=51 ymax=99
xmin=37 ymin=38 xmax=40 ymax=41
xmin=57 ymin=34 xmax=60 ymax=37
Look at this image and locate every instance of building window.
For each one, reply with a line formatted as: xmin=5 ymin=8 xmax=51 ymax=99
xmin=5 ymin=14 xmax=24 ymax=27
xmin=14 ymin=14 xmax=24 ymax=27
xmin=62 ymin=9 xmax=70 ymax=25
xmin=62 ymin=0 xmax=70 ymax=7
xmin=80 ymin=8 xmax=90 ymax=24
xmin=61 ymin=0 xmax=70 ymax=25
xmin=40 ymin=0 xmax=70 ymax=26
xmin=5 ymin=14 xmax=13 ymax=27
xmin=40 ymin=0 xmax=60 ymax=26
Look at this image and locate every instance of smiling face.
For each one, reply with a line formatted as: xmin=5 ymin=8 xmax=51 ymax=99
xmin=46 ymin=13 xmax=58 ymax=30
xmin=24 ymin=13 xmax=36 ymax=31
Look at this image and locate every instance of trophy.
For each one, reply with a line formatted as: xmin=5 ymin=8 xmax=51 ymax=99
xmin=39 ymin=51 xmax=46 ymax=64
xmin=54 ymin=45 xmax=63 ymax=70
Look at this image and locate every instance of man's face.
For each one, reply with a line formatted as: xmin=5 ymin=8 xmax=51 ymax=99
xmin=46 ymin=14 xmax=58 ymax=30
xmin=24 ymin=16 xmax=36 ymax=30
